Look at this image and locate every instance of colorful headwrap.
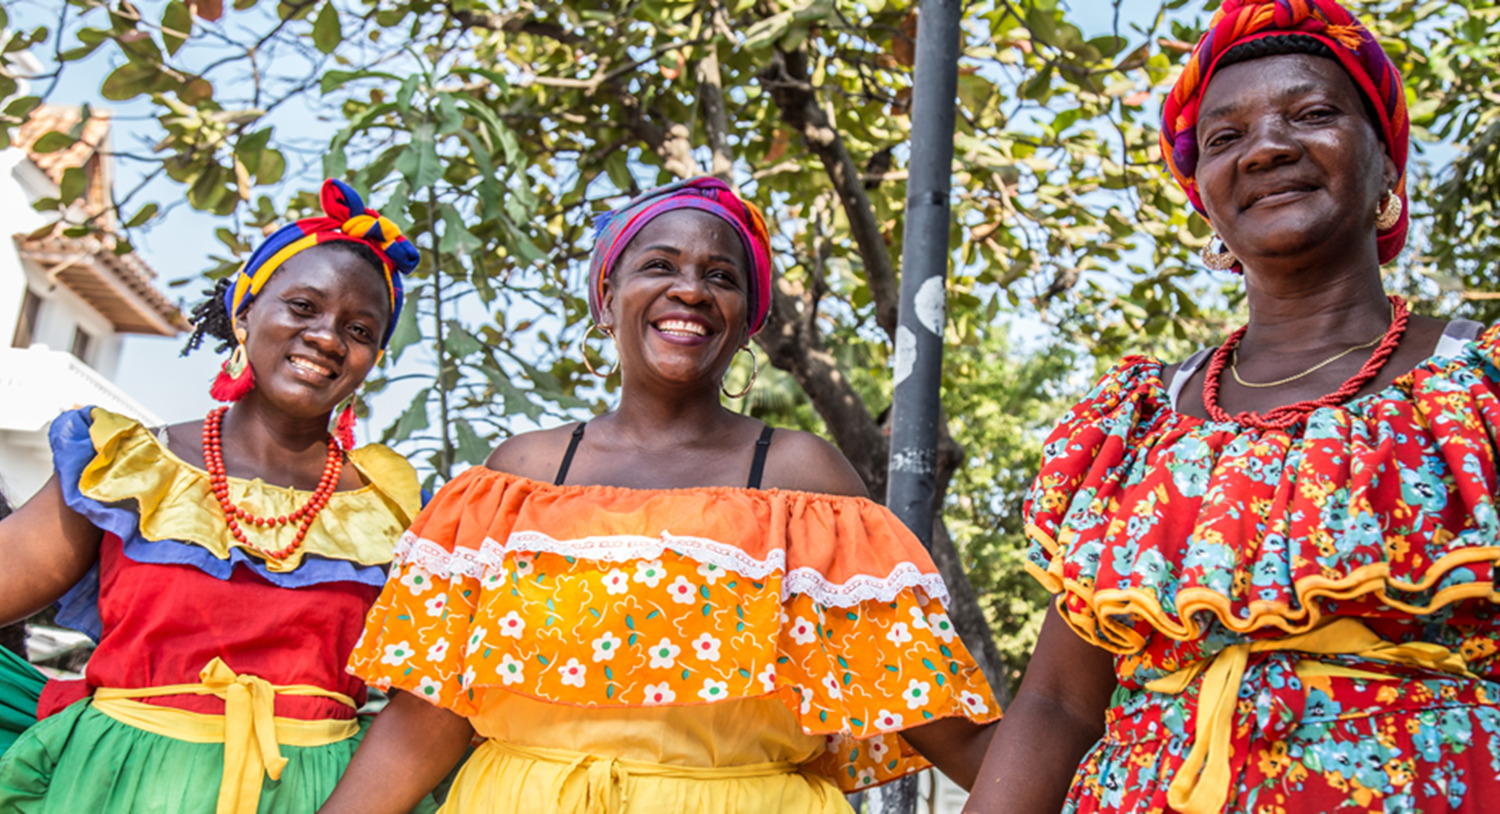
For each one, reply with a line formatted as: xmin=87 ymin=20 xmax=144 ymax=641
xmin=588 ymin=177 xmax=774 ymax=335
xmin=1160 ymin=0 xmax=1410 ymax=264
xmin=225 ymin=179 xmax=421 ymax=349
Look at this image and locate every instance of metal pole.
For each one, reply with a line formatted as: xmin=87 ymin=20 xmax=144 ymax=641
xmin=878 ymin=1 xmax=963 ymax=812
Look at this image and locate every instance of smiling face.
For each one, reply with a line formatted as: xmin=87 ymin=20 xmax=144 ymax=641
xmin=1194 ymin=53 xmax=1396 ymax=272
xmin=600 ymin=208 xmax=750 ymax=391
xmin=236 ymin=244 xmax=390 ymax=419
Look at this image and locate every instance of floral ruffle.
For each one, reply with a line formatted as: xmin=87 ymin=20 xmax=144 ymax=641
xmin=51 ymin=407 xmax=421 ymax=637
xmin=350 ymin=467 xmax=999 ymax=791
xmin=1025 ymin=324 xmax=1500 ymax=655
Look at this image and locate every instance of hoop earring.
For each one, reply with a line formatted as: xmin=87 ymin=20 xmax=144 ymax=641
xmin=721 ymin=345 xmax=759 ymax=399
xmin=579 ymin=324 xmax=617 ymax=378
xmin=1375 ymin=190 xmax=1402 ymax=230
xmin=1200 ymin=234 xmax=1239 ymax=271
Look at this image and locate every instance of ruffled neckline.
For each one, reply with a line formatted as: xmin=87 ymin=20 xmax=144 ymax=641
xmin=71 ymin=407 xmax=421 ymax=573
xmin=1025 ymin=324 xmax=1500 ymax=653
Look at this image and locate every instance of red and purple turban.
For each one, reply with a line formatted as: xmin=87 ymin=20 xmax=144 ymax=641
xmin=225 ymin=179 xmax=420 ymax=350
xmin=1160 ymin=0 xmax=1409 ymax=264
xmin=588 ymin=177 xmax=774 ymax=335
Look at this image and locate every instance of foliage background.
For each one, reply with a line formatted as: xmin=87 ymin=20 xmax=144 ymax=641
xmin=3 ymin=0 xmax=1496 ymax=695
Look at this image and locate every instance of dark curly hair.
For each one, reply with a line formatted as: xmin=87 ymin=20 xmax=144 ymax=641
xmin=180 ymin=240 xmax=388 ymax=357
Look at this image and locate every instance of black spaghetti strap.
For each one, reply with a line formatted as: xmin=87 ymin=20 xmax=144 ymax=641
xmin=746 ymin=424 xmax=774 ymax=489
xmin=554 ymin=423 xmax=587 ymax=486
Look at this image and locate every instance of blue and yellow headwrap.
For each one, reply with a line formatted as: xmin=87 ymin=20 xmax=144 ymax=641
xmin=224 ymin=179 xmax=420 ymax=351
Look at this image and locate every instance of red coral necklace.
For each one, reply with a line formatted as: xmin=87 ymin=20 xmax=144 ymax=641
xmin=201 ymin=405 xmax=343 ymax=560
xmin=1201 ymin=295 xmax=1410 ymax=431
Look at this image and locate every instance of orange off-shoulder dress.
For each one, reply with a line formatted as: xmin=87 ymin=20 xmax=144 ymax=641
xmin=350 ymin=467 xmax=1000 ymax=812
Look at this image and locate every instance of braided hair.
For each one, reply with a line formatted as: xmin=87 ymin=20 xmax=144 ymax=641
xmin=180 ymin=240 xmax=388 ymax=358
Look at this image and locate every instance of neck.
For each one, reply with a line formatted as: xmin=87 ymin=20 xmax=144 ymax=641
xmin=1238 ymin=266 xmax=1390 ymax=353
xmin=607 ymin=375 xmax=736 ymax=447
xmin=219 ymin=396 xmax=333 ymax=466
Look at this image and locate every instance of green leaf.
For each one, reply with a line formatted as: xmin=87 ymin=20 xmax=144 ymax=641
xmin=124 ymin=202 xmax=159 ymax=228
xmin=386 ymin=388 xmax=430 ymax=443
xmin=395 ymin=125 xmax=441 ymax=190
xmin=386 ymin=284 xmax=422 ymax=362
xmin=442 ymin=320 xmax=484 ymax=357
xmin=161 ymin=1 xmax=191 ymax=56
xmin=312 ymin=3 xmax=341 ymax=54
xmin=30 ymin=131 xmax=76 ymax=154
xmin=453 ymin=419 xmax=490 ymax=465
xmin=101 ymin=61 xmax=158 ymax=102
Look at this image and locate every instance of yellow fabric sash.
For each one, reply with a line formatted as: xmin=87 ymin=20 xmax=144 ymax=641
xmin=91 ymin=658 xmax=359 ymax=814
xmin=484 ymin=738 xmax=801 ymax=814
xmin=1143 ymin=618 xmax=1476 ymax=814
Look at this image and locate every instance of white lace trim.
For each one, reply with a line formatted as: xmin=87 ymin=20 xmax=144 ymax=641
xmin=391 ymin=530 xmax=950 ymax=608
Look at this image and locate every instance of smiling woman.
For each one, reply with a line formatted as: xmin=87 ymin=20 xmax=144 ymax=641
xmin=0 ymin=179 xmax=435 ymax=814
xmin=318 ymin=177 xmax=1003 ymax=814
xmin=970 ymin=2 xmax=1500 ymax=813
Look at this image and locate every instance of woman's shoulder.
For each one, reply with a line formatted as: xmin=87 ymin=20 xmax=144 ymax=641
xmin=482 ymin=423 xmax=581 ymax=483
xmin=759 ymin=426 xmax=868 ymax=498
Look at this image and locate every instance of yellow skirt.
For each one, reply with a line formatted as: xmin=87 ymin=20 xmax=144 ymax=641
xmin=439 ymin=694 xmax=849 ymax=813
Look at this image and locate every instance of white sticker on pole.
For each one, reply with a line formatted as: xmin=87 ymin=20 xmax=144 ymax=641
xmin=893 ymin=325 xmax=916 ymax=386
xmin=915 ymin=276 xmax=945 ymax=336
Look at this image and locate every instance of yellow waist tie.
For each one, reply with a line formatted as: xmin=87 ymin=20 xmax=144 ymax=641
xmin=1143 ymin=618 xmax=1475 ymax=814
xmin=484 ymin=738 xmax=802 ymax=814
xmin=91 ymin=657 xmax=359 ymax=814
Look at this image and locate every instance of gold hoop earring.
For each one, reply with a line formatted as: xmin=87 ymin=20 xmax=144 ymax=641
xmin=579 ymin=324 xmax=617 ymax=378
xmin=721 ymin=345 xmax=759 ymax=399
xmin=1200 ymin=234 xmax=1239 ymax=271
xmin=1375 ymin=190 xmax=1402 ymax=230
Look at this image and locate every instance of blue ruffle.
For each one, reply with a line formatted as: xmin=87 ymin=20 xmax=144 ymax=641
xmin=49 ymin=408 xmax=387 ymax=641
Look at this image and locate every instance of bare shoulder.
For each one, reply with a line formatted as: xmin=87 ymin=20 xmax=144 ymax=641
xmin=758 ymin=428 xmax=869 ymax=498
xmin=483 ymin=423 xmax=583 ymax=482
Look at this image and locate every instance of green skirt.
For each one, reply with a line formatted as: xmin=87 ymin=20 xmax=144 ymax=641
xmin=0 ymin=646 xmax=43 ymax=755
xmin=0 ymin=699 xmax=438 ymax=813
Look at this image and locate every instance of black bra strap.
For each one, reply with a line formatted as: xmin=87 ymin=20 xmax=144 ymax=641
xmin=554 ymin=422 xmax=587 ymax=486
xmin=746 ymin=425 xmax=774 ymax=489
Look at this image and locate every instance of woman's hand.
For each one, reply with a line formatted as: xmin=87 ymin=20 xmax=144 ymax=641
xmin=317 ymin=689 xmax=474 ymax=814
xmin=0 ymin=474 xmax=102 ymax=626
xmin=963 ymin=604 xmax=1116 ymax=813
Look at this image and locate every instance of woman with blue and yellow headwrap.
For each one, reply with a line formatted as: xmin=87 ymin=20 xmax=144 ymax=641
xmin=0 ymin=179 xmax=433 ymax=814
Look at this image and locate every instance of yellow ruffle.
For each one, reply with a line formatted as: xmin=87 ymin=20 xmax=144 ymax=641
xmin=80 ymin=407 xmax=420 ymax=572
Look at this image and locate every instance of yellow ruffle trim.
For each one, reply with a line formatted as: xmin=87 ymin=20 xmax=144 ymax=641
xmin=1027 ymin=522 xmax=1500 ymax=654
xmin=80 ymin=407 xmax=421 ymax=572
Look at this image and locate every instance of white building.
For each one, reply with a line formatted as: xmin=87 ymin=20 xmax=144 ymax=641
xmin=0 ymin=105 xmax=184 ymax=502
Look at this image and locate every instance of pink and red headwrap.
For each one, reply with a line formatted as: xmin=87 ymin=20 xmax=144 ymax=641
xmin=588 ymin=177 xmax=774 ymax=335
xmin=1160 ymin=0 xmax=1410 ymax=264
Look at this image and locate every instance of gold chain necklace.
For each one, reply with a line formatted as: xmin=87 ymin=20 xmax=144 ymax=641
xmin=1230 ymin=304 xmax=1394 ymax=390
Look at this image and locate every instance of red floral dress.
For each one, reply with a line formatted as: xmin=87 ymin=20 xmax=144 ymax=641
xmin=1026 ymin=325 xmax=1500 ymax=813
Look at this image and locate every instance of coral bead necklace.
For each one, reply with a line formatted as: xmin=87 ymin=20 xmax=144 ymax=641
xmin=1201 ymin=295 xmax=1410 ymax=431
xmin=201 ymin=405 xmax=343 ymax=560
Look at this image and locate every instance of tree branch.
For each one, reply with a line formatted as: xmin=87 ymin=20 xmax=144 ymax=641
xmin=759 ymin=47 xmax=899 ymax=340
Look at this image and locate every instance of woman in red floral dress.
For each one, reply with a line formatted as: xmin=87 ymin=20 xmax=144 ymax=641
xmin=968 ymin=1 xmax=1500 ymax=812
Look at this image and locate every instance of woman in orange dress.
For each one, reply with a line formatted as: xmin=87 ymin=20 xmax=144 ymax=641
xmin=320 ymin=177 xmax=1002 ymax=813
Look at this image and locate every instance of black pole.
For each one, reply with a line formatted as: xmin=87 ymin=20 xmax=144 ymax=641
xmin=879 ymin=1 xmax=963 ymax=812
xmin=887 ymin=0 xmax=961 ymax=551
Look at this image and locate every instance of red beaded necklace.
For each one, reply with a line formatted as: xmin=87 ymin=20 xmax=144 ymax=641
xmin=1201 ymin=295 xmax=1410 ymax=431
xmin=201 ymin=405 xmax=344 ymax=560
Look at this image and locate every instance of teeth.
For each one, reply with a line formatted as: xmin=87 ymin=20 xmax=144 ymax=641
xmin=656 ymin=319 xmax=707 ymax=337
xmin=290 ymin=357 xmax=333 ymax=377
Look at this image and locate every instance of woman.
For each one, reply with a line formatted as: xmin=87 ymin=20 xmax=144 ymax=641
xmin=321 ymin=177 xmax=1002 ymax=813
xmin=971 ymin=1 xmax=1500 ymax=812
xmin=0 ymin=179 xmax=431 ymax=813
